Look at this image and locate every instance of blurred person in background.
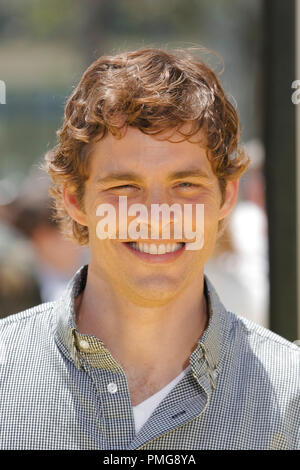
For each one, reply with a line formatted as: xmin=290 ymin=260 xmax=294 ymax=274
xmin=0 ymin=167 xmax=88 ymax=316
xmin=0 ymin=177 xmax=41 ymax=316
xmin=0 ymin=216 xmax=41 ymax=317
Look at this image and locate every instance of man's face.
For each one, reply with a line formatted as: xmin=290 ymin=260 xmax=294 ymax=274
xmin=66 ymin=126 xmax=237 ymax=306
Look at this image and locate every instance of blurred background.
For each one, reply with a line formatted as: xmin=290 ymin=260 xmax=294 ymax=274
xmin=0 ymin=0 xmax=299 ymax=341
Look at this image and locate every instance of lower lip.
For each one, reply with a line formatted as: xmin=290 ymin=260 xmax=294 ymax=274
xmin=123 ymin=242 xmax=186 ymax=263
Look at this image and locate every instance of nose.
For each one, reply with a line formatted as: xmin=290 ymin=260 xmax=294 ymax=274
xmin=143 ymin=184 xmax=167 ymax=207
xmin=136 ymin=185 xmax=181 ymax=239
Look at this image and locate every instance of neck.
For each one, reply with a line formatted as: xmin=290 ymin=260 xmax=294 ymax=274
xmin=75 ymin=264 xmax=208 ymax=380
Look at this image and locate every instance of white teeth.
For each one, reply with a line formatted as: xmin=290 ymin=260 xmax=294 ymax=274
xmin=157 ymin=244 xmax=166 ymax=254
xmin=149 ymin=244 xmax=158 ymax=254
xmin=128 ymin=242 xmax=184 ymax=254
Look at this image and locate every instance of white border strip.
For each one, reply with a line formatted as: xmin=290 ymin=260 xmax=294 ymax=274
xmin=296 ymin=0 xmax=300 ymax=339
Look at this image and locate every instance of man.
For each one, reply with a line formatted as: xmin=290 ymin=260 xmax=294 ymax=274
xmin=0 ymin=47 xmax=299 ymax=450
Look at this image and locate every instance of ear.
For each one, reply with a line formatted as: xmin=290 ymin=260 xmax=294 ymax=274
xmin=218 ymin=179 xmax=239 ymax=221
xmin=62 ymin=186 xmax=88 ymax=227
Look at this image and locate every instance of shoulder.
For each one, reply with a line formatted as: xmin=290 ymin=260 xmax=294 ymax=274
xmin=0 ymin=301 xmax=56 ymax=350
xmin=229 ymin=311 xmax=300 ymax=355
xmin=0 ymin=301 xmax=63 ymax=383
xmin=205 ymin=272 xmax=299 ymax=365
xmin=224 ymin=310 xmax=300 ymax=389
xmin=0 ymin=301 xmax=55 ymax=326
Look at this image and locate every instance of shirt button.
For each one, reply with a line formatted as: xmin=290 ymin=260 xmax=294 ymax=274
xmin=79 ymin=339 xmax=89 ymax=350
xmin=107 ymin=382 xmax=118 ymax=394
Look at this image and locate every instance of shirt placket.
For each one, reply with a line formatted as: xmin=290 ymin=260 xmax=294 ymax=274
xmin=74 ymin=332 xmax=136 ymax=450
xmin=127 ymin=342 xmax=217 ymax=449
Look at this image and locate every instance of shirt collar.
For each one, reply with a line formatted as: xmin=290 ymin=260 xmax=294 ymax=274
xmin=53 ymin=264 xmax=231 ymax=391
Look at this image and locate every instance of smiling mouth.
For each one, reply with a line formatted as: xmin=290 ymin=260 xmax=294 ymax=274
xmin=126 ymin=241 xmax=185 ymax=254
xmin=121 ymin=240 xmax=187 ymax=263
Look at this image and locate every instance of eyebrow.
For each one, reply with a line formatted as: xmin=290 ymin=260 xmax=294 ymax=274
xmin=168 ymin=170 xmax=211 ymax=180
xmin=95 ymin=173 xmax=143 ymax=186
xmin=95 ymin=170 xmax=211 ymax=186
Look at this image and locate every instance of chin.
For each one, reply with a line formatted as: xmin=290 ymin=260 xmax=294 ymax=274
xmin=124 ymin=277 xmax=185 ymax=306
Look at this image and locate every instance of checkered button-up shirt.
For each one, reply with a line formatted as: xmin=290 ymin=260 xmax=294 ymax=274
xmin=0 ymin=264 xmax=299 ymax=449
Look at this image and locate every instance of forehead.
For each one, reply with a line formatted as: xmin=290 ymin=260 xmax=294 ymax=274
xmin=88 ymin=126 xmax=213 ymax=178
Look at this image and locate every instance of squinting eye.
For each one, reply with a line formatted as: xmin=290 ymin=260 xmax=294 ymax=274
xmin=176 ymin=182 xmax=197 ymax=188
xmin=111 ymin=184 xmax=138 ymax=190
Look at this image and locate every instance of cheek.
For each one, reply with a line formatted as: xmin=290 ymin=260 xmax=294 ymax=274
xmin=201 ymin=202 xmax=220 ymax=248
xmin=204 ymin=202 xmax=220 ymax=223
xmin=84 ymin=192 xmax=115 ymax=235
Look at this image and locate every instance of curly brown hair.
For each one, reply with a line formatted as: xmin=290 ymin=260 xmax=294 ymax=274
xmin=44 ymin=46 xmax=250 ymax=245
